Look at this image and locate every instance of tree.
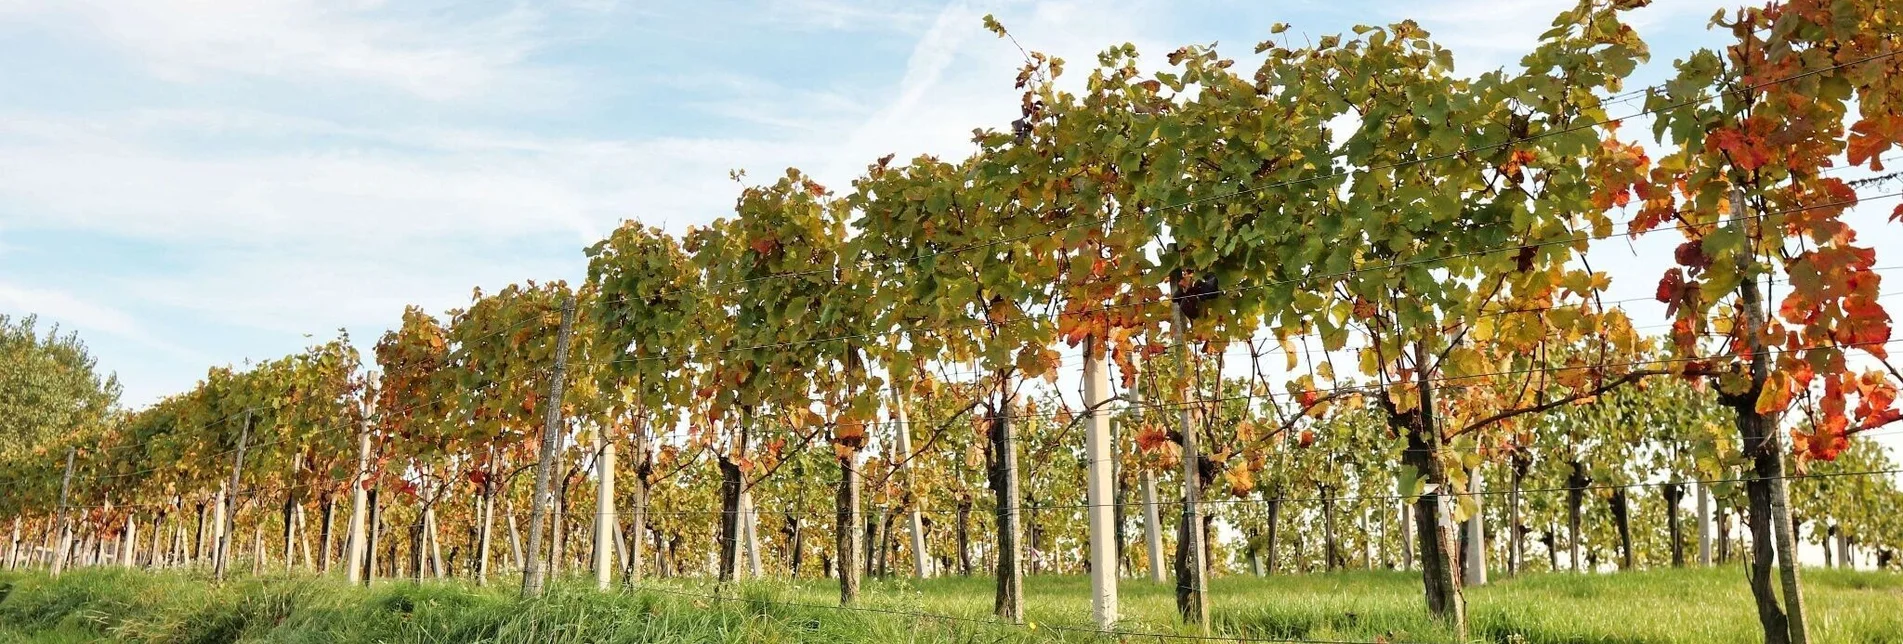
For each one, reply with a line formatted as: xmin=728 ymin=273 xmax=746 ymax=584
xmin=1636 ymin=2 xmax=1903 ymax=640
xmin=586 ymin=222 xmax=703 ymax=585
xmin=698 ymin=169 xmax=882 ymax=598
xmin=1125 ymin=4 xmax=1655 ymax=636
xmin=1789 ymin=440 xmax=1903 ymax=569
xmin=1635 ymin=377 xmax=1734 ymax=569
xmin=849 ymin=143 xmax=1063 ymax=622
xmin=437 ymin=281 xmax=585 ymax=595
xmin=0 ymin=314 xmax=120 ymax=572
xmin=377 ymin=309 xmax=459 ymax=581
xmin=0 ymin=314 xmax=120 ymax=470
xmin=255 ymin=335 xmax=360 ymax=574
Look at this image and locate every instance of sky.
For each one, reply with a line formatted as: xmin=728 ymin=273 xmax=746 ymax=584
xmin=1 ymin=0 xmax=1899 ymax=424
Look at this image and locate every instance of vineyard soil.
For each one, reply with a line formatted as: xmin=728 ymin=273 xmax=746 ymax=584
xmin=0 ymin=568 xmax=1898 ymax=643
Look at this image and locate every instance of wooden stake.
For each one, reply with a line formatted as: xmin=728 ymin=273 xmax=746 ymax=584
xmin=522 ymin=295 xmax=577 ymax=598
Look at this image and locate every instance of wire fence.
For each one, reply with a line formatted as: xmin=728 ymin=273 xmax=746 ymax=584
xmin=16 ymin=461 xmax=1893 ymax=644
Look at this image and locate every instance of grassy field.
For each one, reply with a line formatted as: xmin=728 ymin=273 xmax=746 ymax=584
xmin=0 ymin=567 xmax=1898 ymax=643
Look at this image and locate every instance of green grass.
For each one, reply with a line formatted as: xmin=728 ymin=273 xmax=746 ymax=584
xmin=0 ymin=567 xmax=1897 ymax=643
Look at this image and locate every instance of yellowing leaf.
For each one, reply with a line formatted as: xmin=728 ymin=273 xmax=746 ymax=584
xmin=1756 ymin=372 xmax=1795 ymax=415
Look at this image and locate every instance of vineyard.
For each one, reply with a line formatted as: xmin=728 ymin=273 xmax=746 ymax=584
xmin=4 ymin=0 xmax=1903 ymax=642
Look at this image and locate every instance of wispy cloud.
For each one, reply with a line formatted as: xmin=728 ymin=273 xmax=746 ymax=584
xmin=0 ymin=0 xmax=559 ymax=101
xmin=0 ymin=108 xmax=832 ymax=246
xmin=0 ymin=280 xmax=200 ymax=361
xmin=813 ymin=0 xmax=1180 ymax=180
xmin=761 ymin=0 xmax=936 ymax=32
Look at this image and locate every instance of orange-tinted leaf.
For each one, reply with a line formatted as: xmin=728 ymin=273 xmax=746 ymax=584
xmin=1709 ymin=127 xmax=1771 ymax=171
xmin=1847 ymin=117 xmax=1895 ymax=169
xmin=1135 ymin=425 xmax=1171 ymax=453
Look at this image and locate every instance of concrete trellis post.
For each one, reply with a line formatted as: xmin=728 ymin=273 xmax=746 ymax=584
xmin=1082 ymin=338 xmax=1119 ymax=629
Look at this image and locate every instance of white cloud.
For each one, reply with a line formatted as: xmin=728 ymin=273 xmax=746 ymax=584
xmin=811 ymin=0 xmax=1179 ymax=181
xmin=0 ymin=108 xmax=838 ymax=245
xmin=0 ymin=105 xmax=855 ymax=345
xmin=0 ymin=281 xmax=141 ymax=338
xmin=120 ymin=245 xmax=570 ymax=336
xmin=0 ymin=280 xmax=200 ymax=361
xmin=0 ymin=0 xmax=557 ymax=101
xmin=762 ymin=0 xmax=936 ymax=32
xmin=658 ymin=72 xmax=879 ymax=135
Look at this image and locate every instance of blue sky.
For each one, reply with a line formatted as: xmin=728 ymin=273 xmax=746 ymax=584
xmin=2 ymin=0 xmax=1898 ymax=412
